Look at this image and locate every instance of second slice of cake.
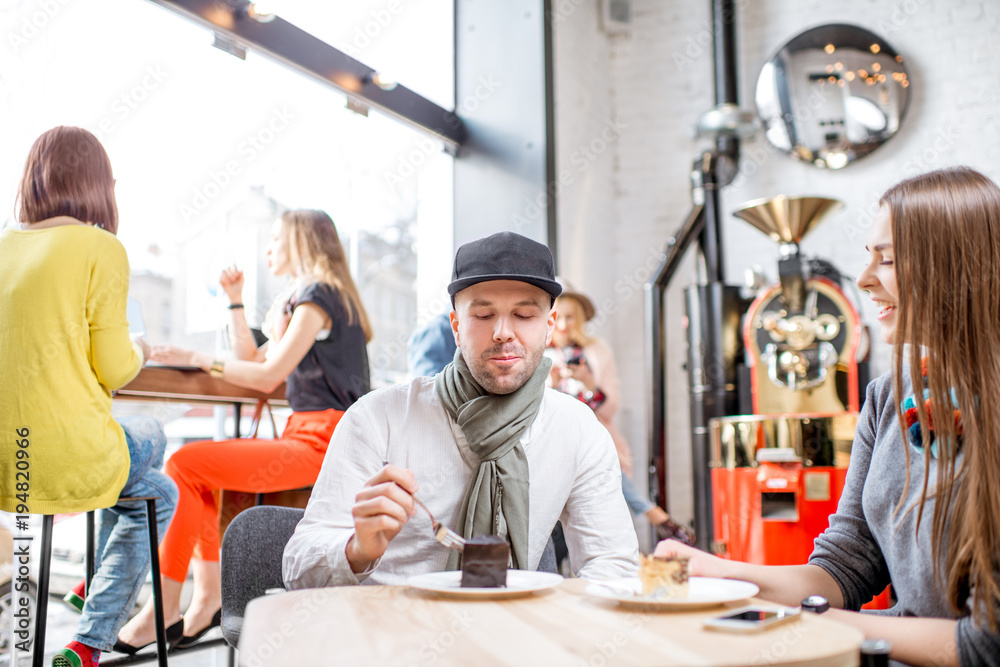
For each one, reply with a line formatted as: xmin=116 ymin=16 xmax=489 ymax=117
xmin=638 ymin=554 xmax=690 ymax=598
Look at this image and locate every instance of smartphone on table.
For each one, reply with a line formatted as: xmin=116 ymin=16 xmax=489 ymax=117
xmin=702 ymin=606 xmax=801 ymax=633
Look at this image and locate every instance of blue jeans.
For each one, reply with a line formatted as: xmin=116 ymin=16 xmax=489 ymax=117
xmin=621 ymin=473 xmax=654 ymax=517
xmin=75 ymin=415 xmax=178 ymax=652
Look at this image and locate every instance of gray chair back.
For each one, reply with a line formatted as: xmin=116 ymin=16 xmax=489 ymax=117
xmin=537 ymin=534 xmax=558 ymax=573
xmin=220 ymin=505 xmax=304 ymax=646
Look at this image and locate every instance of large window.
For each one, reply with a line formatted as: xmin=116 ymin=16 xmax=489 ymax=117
xmin=275 ymin=1 xmax=454 ymax=109
xmin=1 ymin=0 xmax=455 ymax=393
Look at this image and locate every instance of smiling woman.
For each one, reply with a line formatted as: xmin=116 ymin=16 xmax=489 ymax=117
xmin=879 ymin=168 xmax=1000 ymax=644
xmin=656 ymin=167 xmax=1000 ymax=667
xmin=857 ymin=207 xmax=899 ymax=344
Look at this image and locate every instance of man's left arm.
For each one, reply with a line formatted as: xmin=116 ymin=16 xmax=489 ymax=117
xmin=560 ymin=419 xmax=639 ymax=580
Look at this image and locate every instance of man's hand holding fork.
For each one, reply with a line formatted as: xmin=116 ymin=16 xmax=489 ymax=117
xmin=345 ymin=463 xmax=466 ymax=574
xmin=345 ymin=464 xmax=418 ymax=574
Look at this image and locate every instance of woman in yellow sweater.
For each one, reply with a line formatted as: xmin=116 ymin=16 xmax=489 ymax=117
xmin=0 ymin=126 xmax=179 ymax=667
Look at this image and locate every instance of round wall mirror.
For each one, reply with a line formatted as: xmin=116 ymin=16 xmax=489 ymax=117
xmin=755 ymin=23 xmax=911 ymax=169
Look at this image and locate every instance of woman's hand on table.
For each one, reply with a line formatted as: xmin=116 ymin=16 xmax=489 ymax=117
xmin=346 ymin=464 xmax=418 ymax=573
xmin=150 ymin=345 xmax=211 ymax=371
xmin=654 ymin=539 xmax=733 ymax=579
xmin=131 ymin=334 xmax=151 ymax=365
xmin=219 ymin=265 xmax=245 ymax=303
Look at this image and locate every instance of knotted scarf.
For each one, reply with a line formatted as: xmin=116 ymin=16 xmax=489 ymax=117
xmin=435 ymin=347 xmax=551 ymax=570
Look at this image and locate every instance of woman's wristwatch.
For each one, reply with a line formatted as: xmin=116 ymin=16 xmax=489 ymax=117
xmin=209 ymin=359 xmax=225 ymax=378
xmin=800 ymin=595 xmax=830 ymax=613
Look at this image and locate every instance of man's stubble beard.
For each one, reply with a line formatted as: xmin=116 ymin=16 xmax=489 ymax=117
xmin=461 ymin=342 xmax=544 ymax=395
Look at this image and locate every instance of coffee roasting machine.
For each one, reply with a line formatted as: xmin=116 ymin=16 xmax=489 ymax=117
xmin=707 ymin=195 xmax=867 ymax=565
xmin=642 ymin=1 xmax=914 ymax=576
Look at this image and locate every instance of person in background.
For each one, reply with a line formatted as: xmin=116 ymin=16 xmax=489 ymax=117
xmin=547 ymin=290 xmax=695 ymax=545
xmin=406 ymin=311 xmax=456 ymax=377
xmin=657 ymin=167 xmax=1000 ymax=667
xmin=116 ymin=209 xmax=372 ymax=652
xmin=283 ymin=231 xmax=638 ymax=588
xmin=0 ymin=126 xmax=178 ymax=667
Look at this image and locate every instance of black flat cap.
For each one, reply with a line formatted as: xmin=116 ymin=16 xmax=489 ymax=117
xmin=448 ymin=231 xmax=562 ymax=303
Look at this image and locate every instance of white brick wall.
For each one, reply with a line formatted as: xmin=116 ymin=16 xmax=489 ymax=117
xmin=554 ymin=0 xmax=1000 ymax=532
xmin=551 ymin=0 xmax=617 ymax=286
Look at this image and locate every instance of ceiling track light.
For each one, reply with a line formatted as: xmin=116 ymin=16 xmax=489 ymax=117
xmin=365 ymin=72 xmax=398 ymax=91
xmin=244 ymin=2 xmax=277 ymax=23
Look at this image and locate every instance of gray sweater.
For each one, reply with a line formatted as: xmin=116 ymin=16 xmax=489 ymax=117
xmin=810 ymin=371 xmax=999 ymax=666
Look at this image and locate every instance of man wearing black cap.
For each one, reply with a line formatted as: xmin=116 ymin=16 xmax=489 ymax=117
xmin=284 ymin=232 xmax=639 ymax=588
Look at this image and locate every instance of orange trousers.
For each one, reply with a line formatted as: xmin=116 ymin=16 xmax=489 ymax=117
xmin=159 ymin=408 xmax=343 ymax=582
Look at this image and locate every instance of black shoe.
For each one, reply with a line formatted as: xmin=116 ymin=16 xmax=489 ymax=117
xmin=174 ymin=609 xmax=222 ymax=649
xmin=113 ymin=618 xmax=184 ymax=654
xmin=654 ymin=518 xmax=697 ymax=547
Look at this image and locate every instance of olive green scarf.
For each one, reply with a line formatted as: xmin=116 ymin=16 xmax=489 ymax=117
xmin=435 ymin=348 xmax=550 ymax=570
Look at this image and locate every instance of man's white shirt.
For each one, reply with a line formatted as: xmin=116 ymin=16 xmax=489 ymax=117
xmin=283 ymin=376 xmax=639 ymax=588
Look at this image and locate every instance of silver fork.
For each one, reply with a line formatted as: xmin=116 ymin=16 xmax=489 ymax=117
xmin=412 ymin=495 xmax=465 ymax=551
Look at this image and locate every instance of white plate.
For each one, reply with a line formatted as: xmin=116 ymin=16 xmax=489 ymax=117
xmin=406 ymin=570 xmax=564 ymax=600
xmin=584 ymin=576 xmax=759 ymax=611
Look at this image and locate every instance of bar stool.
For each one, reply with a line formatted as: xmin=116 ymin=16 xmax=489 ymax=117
xmin=33 ymin=497 xmax=168 ymax=667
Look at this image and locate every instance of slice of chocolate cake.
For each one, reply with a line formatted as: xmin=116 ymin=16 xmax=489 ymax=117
xmin=460 ymin=535 xmax=510 ymax=588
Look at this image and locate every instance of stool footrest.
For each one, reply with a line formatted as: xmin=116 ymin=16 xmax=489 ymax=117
xmin=101 ymin=637 xmax=232 ymax=666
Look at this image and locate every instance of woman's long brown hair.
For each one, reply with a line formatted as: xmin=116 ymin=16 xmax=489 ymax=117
xmin=883 ymin=166 xmax=1000 ymax=632
xmin=281 ymin=209 xmax=373 ymax=342
xmin=17 ymin=126 xmax=118 ymax=233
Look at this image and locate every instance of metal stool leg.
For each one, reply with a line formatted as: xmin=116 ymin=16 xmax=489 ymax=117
xmin=143 ymin=498 xmax=168 ymax=667
xmin=85 ymin=511 xmax=96 ymax=596
xmin=32 ymin=502 xmax=166 ymax=666
xmin=32 ymin=515 xmax=53 ymax=667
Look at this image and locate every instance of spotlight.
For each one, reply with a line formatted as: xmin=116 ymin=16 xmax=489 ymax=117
xmin=245 ymin=2 xmax=277 ymax=23
xmin=366 ymin=72 xmax=398 ymax=91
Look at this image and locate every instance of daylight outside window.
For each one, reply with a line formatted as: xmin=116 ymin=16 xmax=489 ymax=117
xmin=0 ymin=0 xmax=455 ymax=442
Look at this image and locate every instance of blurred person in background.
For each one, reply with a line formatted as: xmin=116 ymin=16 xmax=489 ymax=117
xmin=407 ymin=311 xmax=456 ymax=378
xmin=546 ymin=290 xmax=695 ymax=546
xmin=115 ymin=209 xmax=372 ymax=652
xmin=0 ymin=126 xmax=178 ymax=667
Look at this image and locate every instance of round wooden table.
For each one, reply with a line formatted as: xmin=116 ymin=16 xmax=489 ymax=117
xmin=238 ymin=578 xmax=863 ymax=666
